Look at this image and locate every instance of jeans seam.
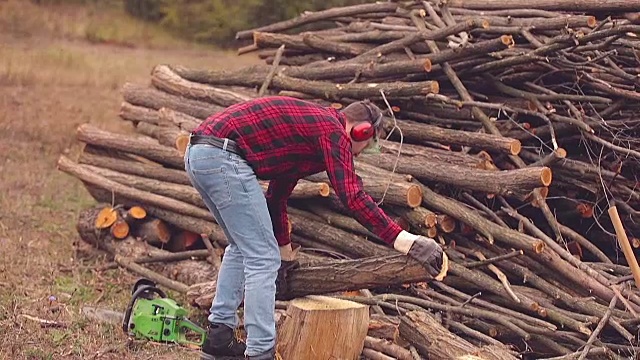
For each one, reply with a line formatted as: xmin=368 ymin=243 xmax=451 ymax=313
xmin=231 ymin=161 xmax=250 ymax=194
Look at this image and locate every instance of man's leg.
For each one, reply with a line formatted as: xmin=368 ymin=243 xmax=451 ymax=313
xmin=186 ymin=144 xmax=280 ymax=356
xmin=185 ymin=144 xmax=247 ymax=358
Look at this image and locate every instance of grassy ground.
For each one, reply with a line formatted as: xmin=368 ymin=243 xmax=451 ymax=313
xmin=0 ymin=1 xmax=260 ymax=358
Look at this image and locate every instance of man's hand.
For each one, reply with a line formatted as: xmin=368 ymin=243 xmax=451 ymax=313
xmin=275 ymin=243 xmax=300 ymax=300
xmin=393 ymin=231 xmax=448 ymax=281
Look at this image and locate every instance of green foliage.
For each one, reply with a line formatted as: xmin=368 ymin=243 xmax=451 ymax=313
xmin=123 ymin=0 xmax=374 ymax=46
xmin=124 ymin=0 xmax=167 ymax=21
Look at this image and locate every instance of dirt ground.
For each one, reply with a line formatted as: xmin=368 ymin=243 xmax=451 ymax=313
xmin=0 ymin=2 xmax=260 ymax=359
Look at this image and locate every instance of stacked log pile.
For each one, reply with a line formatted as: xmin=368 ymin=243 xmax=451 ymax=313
xmin=57 ymin=1 xmax=640 ymax=358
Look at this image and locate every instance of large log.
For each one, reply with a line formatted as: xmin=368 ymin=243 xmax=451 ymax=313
xmin=234 ymin=2 xmax=400 ymax=39
xmin=288 ymin=210 xmax=391 ymax=259
xmin=188 ymin=252 xmax=434 ymax=302
xmin=356 ymin=153 xmax=552 ymax=197
xmin=119 ymin=102 xmax=164 ymax=126
xmin=135 ymin=122 xmax=189 ymax=154
xmin=443 ymin=0 xmax=640 ymax=11
xmin=399 ymin=311 xmax=518 ymax=360
xmin=79 ymin=145 xmax=192 ymax=186
xmin=57 ymin=155 xmax=214 ymax=221
xmin=278 ymin=35 xmax=514 ymax=81
xmin=379 ymin=140 xmax=491 ymax=169
xmin=75 ymin=123 xmax=184 ymax=169
xmin=277 ymin=296 xmax=369 ymax=360
xmin=305 ymin=168 xmax=423 ymax=208
xmin=169 ymin=64 xmax=439 ymax=101
xmin=151 ymin=65 xmax=253 ymax=107
xmin=382 ymin=117 xmax=521 ymax=156
xmin=253 ymin=31 xmax=374 ymax=55
xmin=121 ymin=82 xmax=221 ymax=120
xmin=79 ymin=146 xmax=330 ymax=201
xmin=158 ymin=107 xmax=201 ymax=132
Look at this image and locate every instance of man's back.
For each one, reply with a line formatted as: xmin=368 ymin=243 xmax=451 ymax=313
xmin=193 ymin=96 xmax=346 ymax=180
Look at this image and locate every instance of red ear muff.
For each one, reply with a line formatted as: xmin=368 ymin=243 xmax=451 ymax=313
xmin=350 ymin=122 xmax=375 ymax=142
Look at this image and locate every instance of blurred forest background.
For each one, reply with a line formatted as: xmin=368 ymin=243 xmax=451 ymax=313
xmin=33 ymin=0 xmax=374 ymax=46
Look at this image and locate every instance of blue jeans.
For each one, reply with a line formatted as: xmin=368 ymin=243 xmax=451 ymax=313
xmin=184 ymin=142 xmax=281 ymax=356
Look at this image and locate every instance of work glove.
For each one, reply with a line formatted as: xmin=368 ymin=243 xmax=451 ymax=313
xmin=393 ymin=230 xmax=448 ymax=281
xmin=275 ymin=243 xmax=300 ymax=300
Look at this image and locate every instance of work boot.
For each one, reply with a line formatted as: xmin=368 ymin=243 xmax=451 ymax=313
xmin=247 ymin=347 xmax=276 ymax=360
xmin=200 ymin=323 xmax=246 ymax=360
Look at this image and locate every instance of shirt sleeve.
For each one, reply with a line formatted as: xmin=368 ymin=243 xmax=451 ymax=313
xmin=318 ymin=131 xmax=403 ymax=245
xmin=265 ymin=178 xmax=298 ymax=247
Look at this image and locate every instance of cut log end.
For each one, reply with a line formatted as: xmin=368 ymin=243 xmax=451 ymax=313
xmin=426 ymin=226 xmax=438 ymax=238
xmin=175 ymin=134 xmax=190 ymax=156
xmin=576 ymin=203 xmax=594 ymax=218
xmin=407 ymin=185 xmax=423 ymax=208
xmin=136 ymin=218 xmax=172 ymax=245
xmin=319 ymin=183 xmax=330 ymax=197
xmin=430 ymin=81 xmax=440 ymax=95
xmin=110 ymin=220 xmax=130 ymax=239
xmin=500 ymin=34 xmax=515 ymax=47
xmin=437 ymin=214 xmax=456 ymax=233
xmin=510 ymin=140 xmax=522 ymax=155
xmin=587 ymin=16 xmax=597 ymax=27
xmin=128 ymin=206 xmax=147 ymax=220
xmin=555 ymin=148 xmax=567 ymax=159
xmin=424 ymin=213 xmax=437 ymax=228
xmin=95 ymin=207 xmax=117 ymax=229
xmin=533 ymin=240 xmax=545 ymax=254
xmin=423 ymin=59 xmax=432 ymax=72
xmin=540 ymin=167 xmax=553 ymax=187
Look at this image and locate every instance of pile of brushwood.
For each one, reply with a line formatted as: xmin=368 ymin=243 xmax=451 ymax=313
xmin=58 ymin=0 xmax=640 ymax=358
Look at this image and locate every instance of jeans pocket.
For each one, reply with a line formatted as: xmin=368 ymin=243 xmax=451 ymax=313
xmin=190 ymin=166 xmax=233 ymax=209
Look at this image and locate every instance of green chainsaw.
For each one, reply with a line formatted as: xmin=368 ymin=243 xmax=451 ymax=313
xmin=122 ymin=278 xmax=207 ymax=348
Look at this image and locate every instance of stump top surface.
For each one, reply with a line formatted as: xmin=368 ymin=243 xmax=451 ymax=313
xmin=292 ymin=295 xmax=367 ymax=311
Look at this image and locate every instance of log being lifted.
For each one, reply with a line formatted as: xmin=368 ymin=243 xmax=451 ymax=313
xmin=188 ymin=252 xmax=434 ymax=303
xmin=399 ymin=311 xmax=518 ymax=360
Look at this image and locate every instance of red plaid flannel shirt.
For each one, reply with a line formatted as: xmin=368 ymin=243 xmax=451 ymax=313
xmin=192 ymin=96 xmax=402 ymax=246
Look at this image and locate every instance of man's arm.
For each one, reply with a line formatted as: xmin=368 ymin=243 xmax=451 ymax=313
xmin=318 ymin=131 xmax=403 ymax=244
xmin=265 ymin=178 xmax=298 ymax=246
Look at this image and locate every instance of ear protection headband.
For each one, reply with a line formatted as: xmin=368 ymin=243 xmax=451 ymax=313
xmin=350 ymin=102 xmax=383 ymax=142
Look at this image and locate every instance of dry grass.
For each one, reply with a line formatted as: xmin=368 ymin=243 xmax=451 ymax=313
xmin=0 ymin=1 xmax=260 ymax=358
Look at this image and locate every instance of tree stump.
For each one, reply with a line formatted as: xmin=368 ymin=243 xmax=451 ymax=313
xmin=277 ymin=295 xmax=370 ymax=360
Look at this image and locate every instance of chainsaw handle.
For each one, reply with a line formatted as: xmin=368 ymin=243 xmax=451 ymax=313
xmin=122 ymin=284 xmax=167 ymax=334
xmin=177 ymin=318 xmax=207 ymax=348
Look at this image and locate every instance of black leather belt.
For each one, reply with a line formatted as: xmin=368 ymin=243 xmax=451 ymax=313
xmin=189 ymin=134 xmax=243 ymax=157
